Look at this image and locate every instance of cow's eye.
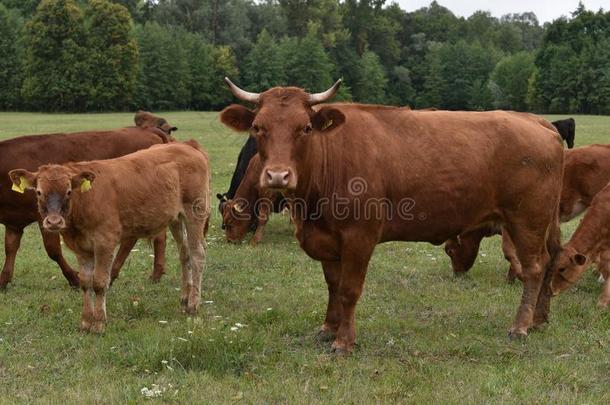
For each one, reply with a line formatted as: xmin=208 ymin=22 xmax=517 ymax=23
xmin=251 ymin=125 xmax=260 ymax=133
xmin=66 ymin=189 xmax=72 ymax=197
xmin=559 ymin=268 xmax=567 ymax=273
xmin=303 ymin=123 xmax=313 ymax=135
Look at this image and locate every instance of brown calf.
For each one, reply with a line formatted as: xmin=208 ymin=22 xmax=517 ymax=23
xmin=551 ymin=183 xmax=610 ymax=308
xmin=0 ymin=121 xmax=176 ymax=288
xmin=221 ymin=154 xmax=286 ymax=245
xmin=9 ymin=142 xmax=210 ymax=332
xmin=447 ymin=144 xmax=610 ymax=281
xmin=221 ymin=79 xmax=563 ymax=353
xmin=134 ymin=110 xmax=178 ymax=135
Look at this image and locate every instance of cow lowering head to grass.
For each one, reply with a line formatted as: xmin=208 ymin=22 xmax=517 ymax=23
xmin=220 ymin=78 xmax=563 ymax=354
xmin=551 ymin=183 xmax=610 ymax=308
xmin=134 ymin=110 xmax=178 ymax=136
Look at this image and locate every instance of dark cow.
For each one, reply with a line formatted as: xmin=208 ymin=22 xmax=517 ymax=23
xmin=10 ymin=142 xmax=210 ymax=332
xmin=216 ymin=136 xmax=258 ymax=213
xmin=551 ymin=118 xmax=575 ymax=149
xmin=0 ymin=122 xmax=174 ymax=289
xmin=134 ymin=110 xmax=178 ymax=136
xmin=446 ymin=144 xmax=610 ymax=281
xmin=220 ymin=78 xmax=563 ymax=353
xmin=221 ymin=154 xmax=287 ymax=245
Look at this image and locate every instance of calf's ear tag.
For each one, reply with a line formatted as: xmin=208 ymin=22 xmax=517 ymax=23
xmin=80 ymin=179 xmax=92 ymax=193
xmin=12 ymin=176 xmax=30 ymax=194
xmin=322 ymin=119 xmax=333 ymax=131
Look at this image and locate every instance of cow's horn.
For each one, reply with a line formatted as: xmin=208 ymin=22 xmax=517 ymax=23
xmin=308 ymin=79 xmax=342 ymax=105
xmin=224 ymin=77 xmax=260 ymax=104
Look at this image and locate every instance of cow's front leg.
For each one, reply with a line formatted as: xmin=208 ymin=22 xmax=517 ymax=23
xmin=40 ymin=226 xmax=79 ymax=288
xmin=331 ymin=241 xmax=374 ymax=354
xmin=91 ymin=245 xmax=114 ymax=334
xmin=597 ymin=257 xmax=610 ymax=309
xmin=317 ymin=260 xmax=342 ymax=341
xmin=0 ymin=226 xmax=24 ymax=289
xmin=78 ymin=256 xmax=95 ymax=331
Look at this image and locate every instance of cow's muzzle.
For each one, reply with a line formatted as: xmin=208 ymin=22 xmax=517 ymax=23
xmin=263 ymin=167 xmax=295 ymax=190
xmin=43 ymin=215 xmax=66 ymax=232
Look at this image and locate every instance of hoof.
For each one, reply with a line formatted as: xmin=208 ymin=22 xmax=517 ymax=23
xmin=90 ymin=321 xmax=106 ymax=334
xmin=507 ymin=328 xmax=528 ymax=341
xmin=0 ymin=283 xmax=8 ymax=291
xmin=330 ymin=340 xmax=353 ymax=355
xmin=315 ymin=327 xmax=336 ymax=343
xmin=184 ymin=304 xmax=198 ymax=315
xmin=453 ymin=271 xmax=466 ymax=278
xmin=68 ymin=280 xmax=80 ymax=289
xmin=149 ymin=276 xmax=162 ymax=284
xmin=79 ymin=321 xmax=92 ymax=332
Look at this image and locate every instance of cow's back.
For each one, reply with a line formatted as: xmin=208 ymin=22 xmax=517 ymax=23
xmin=0 ymin=128 xmax=167 ymax=226
xmin=561 ymin=144 xmax=610 ymax=219
xmin=70 ymin=143 xmax=209 ymax=240
xmin=301 ymin=106 xmax=563 ymax=244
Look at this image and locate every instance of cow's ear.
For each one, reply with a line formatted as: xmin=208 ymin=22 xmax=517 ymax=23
xmin=8 ymin=169 xmax=37 ymax=193
xmin=312 ymin=107 xmax=345 ymax=132
xmin=71 ymin=171 xmax=96 ymax=193
xmin=220 ymin=104 xmax=255 ymax=132
xmin=572 ymin=252 xmax=587 ymax=266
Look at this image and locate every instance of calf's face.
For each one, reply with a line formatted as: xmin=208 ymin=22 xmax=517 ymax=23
xmin=550 ymin=246 xmax=588 ymax=295
xmin=9 ymin=166 xmax=95 ymax=232
xmin=221 ymin=201 xmax=252 ymax=243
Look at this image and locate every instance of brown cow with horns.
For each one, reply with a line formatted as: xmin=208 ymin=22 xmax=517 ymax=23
xmin=220 ymin=78 xmax=564 ymax=353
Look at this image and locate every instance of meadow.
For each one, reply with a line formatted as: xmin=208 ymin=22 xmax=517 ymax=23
xmin=0 ymin=112 xmax=608 ymax=403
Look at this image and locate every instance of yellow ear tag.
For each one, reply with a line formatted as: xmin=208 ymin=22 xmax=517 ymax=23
xmin=322 ymin=119 xmax=333 ymax=131
xmin=80 ymin=179 xmax=92 ymax=193
xmin=11 ymin=176 xmax=30 ymax=194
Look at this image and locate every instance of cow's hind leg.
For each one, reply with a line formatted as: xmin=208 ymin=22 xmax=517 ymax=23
xmin=40 ymin=226 xmax=79 ymax=288
xmin=317 ymin=260 xmax=342 ymax=342
xmin=502 ymin=231 xmax=523 ymax=283
xmin=90 ymin=246 xmax=115 ymax=334
xmin=0 ymin=226 xmax=24 ymax=289
xmin=504 ymin=224 xmax=550 ymax=338
xmin=151 ymin=231 xmax=167 ymax=282
xmin=183 ymin=210 xmax=207 ymax=314
xmin=169 ymin=219 xmax=192 ymax=312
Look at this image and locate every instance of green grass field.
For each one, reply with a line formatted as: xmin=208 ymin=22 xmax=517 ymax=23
xmin=0 ymin=112 xmax=609 ymax=403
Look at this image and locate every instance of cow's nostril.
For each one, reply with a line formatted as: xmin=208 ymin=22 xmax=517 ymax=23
xmin=281 ymin=171 xmax=290 ymax=183
xmin=266 ymin=171 xmax=274 ymax=182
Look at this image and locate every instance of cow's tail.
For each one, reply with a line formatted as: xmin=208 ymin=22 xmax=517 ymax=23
xmin=537 ymin=187 xmax=563 ymax=325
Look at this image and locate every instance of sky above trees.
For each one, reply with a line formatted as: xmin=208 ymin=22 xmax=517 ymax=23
xmin=397 ymin=0 xmax=609 ymax=23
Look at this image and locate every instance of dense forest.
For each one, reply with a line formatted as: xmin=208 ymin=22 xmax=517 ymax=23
xmin=0 ymin=0 xmax=609 ymax=113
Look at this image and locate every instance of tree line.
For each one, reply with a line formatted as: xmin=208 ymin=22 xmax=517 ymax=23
xmin=0 ymin=0 xmax=609 ymax=113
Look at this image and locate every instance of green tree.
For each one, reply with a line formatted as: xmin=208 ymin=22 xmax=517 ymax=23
xmin=22 ymin=0 xmax=91 ymax=111
xmin=0 ymin=4 xmax=24 ymax=109
xmin=490 ymin=52 xmax=536 ymax=110
xmin=134 ymin=22 xmax=191 ymax=110
xmin=86 ymin=0 xmax=139 ymax=110
xmin=280 ymin=22 xmax=335 ymax=92
xmin=243 ymin=29 xmax=285 ymax=92
xmin=353 ymin=50 xmax=387 ymax=104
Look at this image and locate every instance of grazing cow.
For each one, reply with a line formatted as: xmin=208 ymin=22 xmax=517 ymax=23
xmin=9 ymin=142 xmax=210 ymax=332
xmin=0 ymin=123 xmax=175 ymax=289
xmin=134 ymin=110 xmax=178 ymax=136
xmin=551 ymin=118 xmax=576 ymax=149
xmin=446 ymin=144 xmax=610 ymax=281
xmin=551 ymin=183 xmax=610 ymax=308
xmin=217 ymin=136 xmax=257 ymax=213
xmin=220 ymin=78 xmax=563 ymax=353
xmin=221 ymin=154 xmax=286 ymax=245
